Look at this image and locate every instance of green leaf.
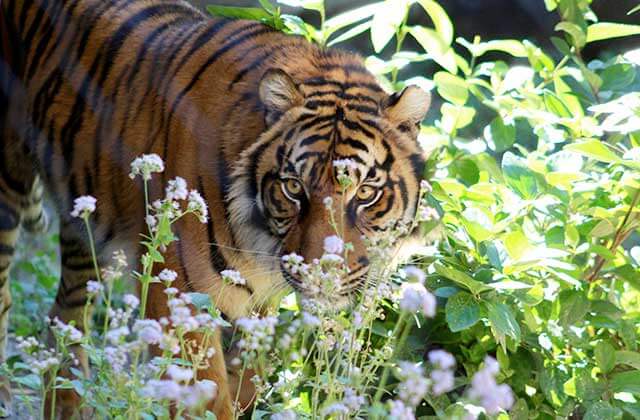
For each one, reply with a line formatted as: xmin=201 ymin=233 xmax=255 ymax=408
xmin=485 ymin=116 xmax=516 ymax=152
xmin=206 ymin=5 xmax=272 ymax=21
xmin=544 ymin=91 xmax=571 ymax=118
xmin=585 ymin=402 xmax=623 ymax=420
xmin=370 ymin=0 xmax=406 ymax=53
xmin=600 ymin=63 xmax=636 ymax=91
xmin=457 ymin=38 xmax=527 ymax=58
xmin=434 ymin=263 xmax=492 ymax=295
xmin=564 ymin=139 xmax=622 ymax=163
xmin=440 ymin=103 xmax=475 ymax=132
xmin=324 ymin=2 xmax=380 ymax=33
xmin=616 ymin=351 xmax=640 ymax=370
xmin=611 ymin=370 xmax=640 ymax=394
xmin=502 ymin=152 xmax=539 ymax=199
xmin=558 ymin=290 xmax=590 ymax=327
xmin=503 ymin=230 xmax=532 ymax=261
xmin=434 ymin=71 xmax=468 ymax=105
xmin=555 ymin=21 xmax=586 ymax=48
xmin=445 ymin=291 xmax=480 ymax=332
xmin=277 ymin=0 xmax=324 ymax=12
xmin=595 ymin=341 xmax=616 ymax=373
xmin=587 ymin=22 xmax=640 ymax=43
xmin=409 ymin=27 xmax=457 ymax=73
xmin=186 ymin=292 xmax=213 ymax=311
xmin=487 ymin=301 xmax=521 ymax=347
xmin=416 ymin=0 xmax=454 ymax=45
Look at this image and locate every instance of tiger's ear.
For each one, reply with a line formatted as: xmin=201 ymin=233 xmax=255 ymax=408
xmin=383 ymin=85 xmax=431 ymax=134
xmin=259 ymin=69 xmax=303 ymax=126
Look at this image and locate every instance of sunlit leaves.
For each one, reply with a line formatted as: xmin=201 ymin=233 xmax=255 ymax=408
xmin=587 ymin=22 xmax=640 ymax=43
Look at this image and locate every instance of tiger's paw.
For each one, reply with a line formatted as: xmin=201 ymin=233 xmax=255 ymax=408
xmin=0 ymin=381 xmax=12 ymax=419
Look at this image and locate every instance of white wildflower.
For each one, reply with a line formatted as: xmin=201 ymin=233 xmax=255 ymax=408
xmin=399 ymin=283 xmax=436 ymax=317
xmin=430 ymin=369 xmax=455 ymax=395
xmin=402 ymin=266 xmax=426 ymax=284
xmin=388 ymin=399 xmax=415 ymax=420
xmin=343 ymin=387 xmax=365 ymax=411
xmin=167 ymin=365 xmax=193 ymax=383
xmin=86 ymin=280 xmax=103 ymax=295
xmin=468 ymin=356 xmax=514 ymax=415
xmin=187 ymin=190 xmax=208 ymax=223
xmin=146 ymin=215 xmax=157 ymax=228
xmin=70 ymin=195 xmax=97 ymax=218
xmin=123 ymin=294 xmax=140 ymax=309
xmin=158 ymin=269 xmax=178 ymax=283
xmin=129 ymin=153 xmax=164 ymax=180
xmin=323 ymin=196 xmax=334 ymax=210
xmin=323 ymin=235 xmax=344 ymax=254
xmin=420 ymin=179 xmax=432 ymax=192
xmin=133 ymin=319 xmax=163 ymax=345
xmin=221 ymin=269 xmax=246 ymax=286
xmin=166 ymin=176 xmax=188 ymax=201
xmin=428 ymin=350 xmax=456 ymax=370
xmin=321 ymin=403 xmax=349 ymax=417
xmin=396 ymin=361 xmax=429 ymax=407
xmin=301 ymin=311 xmax=321 ymax=327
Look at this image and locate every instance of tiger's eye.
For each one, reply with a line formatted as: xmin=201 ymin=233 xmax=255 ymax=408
xmin=356 ymin=185 xmax=376 ymax=202
xmin=284 ymin=178 xmax=303 ymax=197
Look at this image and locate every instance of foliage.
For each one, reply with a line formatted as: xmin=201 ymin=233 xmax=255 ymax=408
xmin=3 ymin=0 xmax=640 ymax=419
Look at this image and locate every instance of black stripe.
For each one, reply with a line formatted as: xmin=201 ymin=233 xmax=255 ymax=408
xmin=299 ymin=133 xmax=330 ymax=147
xmin=199 ymin=176 xmax=229 ymax=274
xmin=341 ymin=118 xmax=374 ymax=139
xmin=360 ymin=118 xmax=383 ymax=133
xmin=247 ymin=130 xmax=282 ymax=198
xmin=342 ymin=137 xmax=368 ymax=152
xmin=175 ymin=234 xmax=195 ymax=292
xmin=305 ymin=100 xmax=335 ymax=110
xmin=0 ymin=202 xmax=19 ymax=230
xmin=299 ymin=115 xmax=334 ymax=132
xmin=0 ymin=244 xmax=14 ymax=255
xmin=346 ymin=104 xmax=378 ymax=115
xmin=22 ymin=0 xmax=50 ymax=50
xmin=25 ymin=0 xmax=65 ymax=81
xmin=374 ymin=194 xmax=394 ymax=219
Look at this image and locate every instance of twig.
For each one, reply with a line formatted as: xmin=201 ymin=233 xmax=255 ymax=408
xmin=586 ymin=188 xmax=640 ymax=282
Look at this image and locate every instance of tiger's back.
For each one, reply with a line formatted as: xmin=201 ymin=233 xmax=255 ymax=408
xmin=0 ymin=0 xmax=429 ymax=417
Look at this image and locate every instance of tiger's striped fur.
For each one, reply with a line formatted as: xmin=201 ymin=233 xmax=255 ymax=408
xmin=0 ymin=0 xmax=430 ymax=417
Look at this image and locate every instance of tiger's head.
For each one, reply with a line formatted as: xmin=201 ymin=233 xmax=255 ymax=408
xmin=229 ymin=56 xmax=430 ymax=306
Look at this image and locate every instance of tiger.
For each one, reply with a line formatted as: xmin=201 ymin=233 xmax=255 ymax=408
xmin=0 ymin=0 xmax=431 ymax=417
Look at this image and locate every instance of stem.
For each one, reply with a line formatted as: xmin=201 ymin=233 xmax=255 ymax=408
xmin=587 ymin=187 xmax=640 ymax=282
xmin=372 ymin=313 xmax=410 ymax=403
xmin=83 ymin=217 xmax=101 ymax=284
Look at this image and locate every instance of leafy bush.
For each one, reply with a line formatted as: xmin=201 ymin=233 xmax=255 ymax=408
xmin=3 ymin=0 xmax=640 ymax=419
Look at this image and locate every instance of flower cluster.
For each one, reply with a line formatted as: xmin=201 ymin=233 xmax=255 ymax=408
xmin=395 ymin=361 xmax=429 ymax=407
xmin=467 ymin=356 xmax=515 ymax=416
xmin=129 ymin=153 xmax=165 ymax=180
xmin=14 ymin=336 xmax=61 ymax=374
xmin=427 ymin=350 xmax=456 ymax=396
xmin=399 ymin=282 xmax=436 ymax=317
xmin=236 ymin=316 xmax=278 ymax=359
xmin=221 ymin=269 xmax=246 ymax=286
xmin=142 ymin=369 xmax=217 ymax=410
xmin=70 ymin=195 xmax=97 ymax=218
